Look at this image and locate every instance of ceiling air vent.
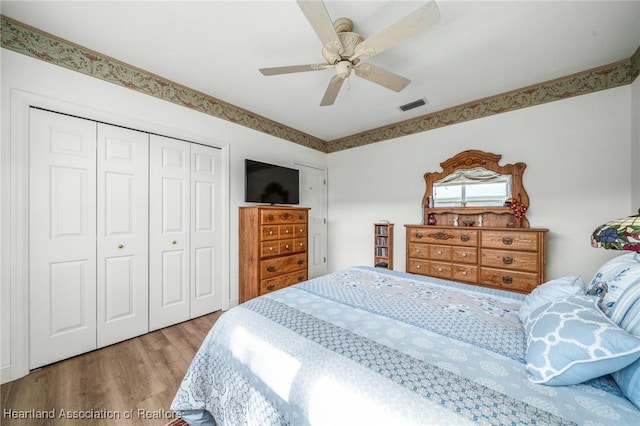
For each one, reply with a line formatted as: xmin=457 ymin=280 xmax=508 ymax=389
xmin=399 ymin=98 xmax=427 ymax=112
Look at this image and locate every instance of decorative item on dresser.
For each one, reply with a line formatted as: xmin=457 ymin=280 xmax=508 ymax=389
xmin=374 ymin=222 xmax=394 ymax=269
xmin=239 ymin=205 xmax=310 ymax=303
xmin=406 ymin=150 xmax=548 ymax=293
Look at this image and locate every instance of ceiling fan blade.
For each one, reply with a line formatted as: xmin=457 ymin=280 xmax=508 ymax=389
xmin=354 ymin=63 xmax=410 ymax=92
xmin=351 ymin=0 xmax=440 ymax=61
xmin=320 ymin=75 xmax=345 ymax=106
xmin=297 ymin=0 xmax=343 ymax=59
xmin=260 ymin=63 xmax=332 ymax=76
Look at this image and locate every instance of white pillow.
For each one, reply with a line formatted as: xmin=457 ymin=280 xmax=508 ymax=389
xmin=518 ymin=276 xmax=585 ymax=325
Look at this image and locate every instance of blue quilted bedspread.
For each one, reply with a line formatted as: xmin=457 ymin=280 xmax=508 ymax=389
xmin=172 ymin=267 xmax=640 ymax=425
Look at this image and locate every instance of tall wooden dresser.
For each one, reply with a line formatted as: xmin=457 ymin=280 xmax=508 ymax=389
xmin=239 ymin=205 xmax=310 ymax=303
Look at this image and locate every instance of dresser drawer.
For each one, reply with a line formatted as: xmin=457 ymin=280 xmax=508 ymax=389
xmin=260 ymin=270 xmax=307 ymax=294
xmin=279 ymin=225 xmax=294 ymax=238
xmin=430 ymin=245 xmax=451 ymax=261
xmin=409 ymin=228 xmax=478 ymax=247
xmin=453 ymin=265 xmax=477 ymax=283
xmin=294 ymin=224 xmax=307 ymax=238
xmin=452 ymin=247 xmax=477 ymax=264
xmin=261 ymin=209 xmax=307 ymax=224
xmin=430 ymin=261 xmax=452 ymax=279
xmin=408 ymin=243 xmax=430 ymax=259
xmin=261 ymin=253 xmax=306 ymax=279
xmin=408 ymin=259 xmax=429 ymax=274
xmin=481 ymin=248 xmax=539 ymax=273
xmin=480 ymin=267 xmax=539 ymax=293
xmin=481 ymin=230 xmax=539 ymax=251
xmin=261 ymin=225 xmax=279 ymax=241
xmin=261 ymin=241 xmax=280 ymax=257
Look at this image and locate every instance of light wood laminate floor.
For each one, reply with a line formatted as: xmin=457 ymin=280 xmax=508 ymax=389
xmin=1 ymin=311 xmax=222 ymax=425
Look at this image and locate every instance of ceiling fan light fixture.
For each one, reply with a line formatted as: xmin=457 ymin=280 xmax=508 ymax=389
xmin=399 ymin=98 xmax=428 ymax=112
xmin=335 ymin=61 xmax=353 ymax=79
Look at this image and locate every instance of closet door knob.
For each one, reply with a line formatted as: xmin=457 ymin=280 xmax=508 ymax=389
xmin=172 ymin=240 xmax=177 ymax=245
xmin=117 ymin=244 xmax=124 ymax=249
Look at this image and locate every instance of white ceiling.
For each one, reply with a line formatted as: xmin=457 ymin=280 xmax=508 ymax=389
xmin=2 ymin=0 xmax=640 ymax=141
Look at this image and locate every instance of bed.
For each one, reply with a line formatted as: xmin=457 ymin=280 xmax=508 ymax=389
xmin=171 ymin=263 xmax=640 ymax=425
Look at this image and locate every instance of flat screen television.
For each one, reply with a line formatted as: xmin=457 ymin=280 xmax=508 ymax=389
xmin=244 ymin=159 xmax=300 ymax=205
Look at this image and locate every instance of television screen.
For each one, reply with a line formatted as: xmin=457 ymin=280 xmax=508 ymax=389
xmin=244 ymin=159 xmax=300 ymax=205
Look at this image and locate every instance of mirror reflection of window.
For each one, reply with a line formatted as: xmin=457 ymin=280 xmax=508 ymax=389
xmin=433 ymin=168 xmax=511 ymax=207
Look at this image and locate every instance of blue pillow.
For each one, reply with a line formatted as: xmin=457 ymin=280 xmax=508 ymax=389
xmin=524 ymin=295 xmax=640 ymax=386
xmin=518 ymin=276 xmax=585 ymax=324
xmin=586 ymin=252 xmax=640 ymax=319
xmin=613 ymin=355 xmax=640 ymax=409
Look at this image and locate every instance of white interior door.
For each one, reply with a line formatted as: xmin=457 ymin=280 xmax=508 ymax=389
xmin=96 ymin=124 xmax=149 ymax=347
xmin=149 ymin=135 xmax=191 ymax=330
xmin=190 ymin=144 xmax=223 ymax=317
xmin=29 ymin=108 xmax=97 ymax=369
xmin=297 ymin=163 xmax=328 ymax=278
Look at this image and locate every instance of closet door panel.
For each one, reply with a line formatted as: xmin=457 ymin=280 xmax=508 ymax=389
xmin=191 ymin=144 xmax=223 ymax=317
xmin=96 ymin=124 xmax=149 ymax=347
xmin=149 ymin=135 xmax=190 ymax=330
xmin=29 ymin=108 xmax=97 ymax=369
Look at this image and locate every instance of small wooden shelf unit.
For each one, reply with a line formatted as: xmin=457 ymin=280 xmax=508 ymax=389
xmin=374 ymin=222 xmax=394 ymax=270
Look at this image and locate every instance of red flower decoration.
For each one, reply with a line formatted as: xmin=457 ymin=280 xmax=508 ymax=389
xmin=507 ymin=199 xmax=528 ymax=218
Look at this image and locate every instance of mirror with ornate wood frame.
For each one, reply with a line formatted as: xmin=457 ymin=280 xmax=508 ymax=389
xmin=422 ymin=150 xmax=530 ymax=228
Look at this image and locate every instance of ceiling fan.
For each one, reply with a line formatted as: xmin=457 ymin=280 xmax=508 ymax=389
xmin=259 ymin=0 xmax=441 ymax=106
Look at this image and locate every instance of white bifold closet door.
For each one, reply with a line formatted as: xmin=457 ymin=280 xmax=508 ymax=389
xmin=29 ymin=110 xmax=149 ymax=369
xmin=29 ymin=109 xmax=98 ymax=369
xmin=148 ymin=135 xmax=222 ymax=331
xmin=96 ymin=124 xmax=149 ymax=348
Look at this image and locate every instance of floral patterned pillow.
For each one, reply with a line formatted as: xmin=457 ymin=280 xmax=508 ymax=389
xmin=586 ymin=252 xmax=640 ymax=321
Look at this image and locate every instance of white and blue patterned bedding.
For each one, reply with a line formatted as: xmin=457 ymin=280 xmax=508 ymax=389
xmin=172 ymin=267 xmax=640 ymax=425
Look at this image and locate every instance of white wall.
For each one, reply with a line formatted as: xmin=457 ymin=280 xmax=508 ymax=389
xmin=327 ymin=85 xmax=633 ymax=283
xmin=0 ymin=49 xmax=326 ymax=382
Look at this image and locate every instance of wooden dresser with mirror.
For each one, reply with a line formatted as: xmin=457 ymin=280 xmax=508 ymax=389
xmin=405 ymin=150 xmax=548 ymax=293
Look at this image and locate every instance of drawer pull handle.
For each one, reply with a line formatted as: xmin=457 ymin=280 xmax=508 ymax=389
xmin=299 ymin=228 xmax=304 ymax=232
xmin=502 ymin=256 xmax=514 ymax=265
xmin=299 ymin=243 xmax=304 ymax=247
xmin=267 ymin=284 xmax=275 ymax=291
xmin=297 ymin=260 xmax=304 ymax=265
xmin=415 ymin=232 xmax=423 ymax=239
xmin=437 ymin=250 xmax=442 ymax=255
xmin=285 ymin=229 xmax=290 ymax=233
xmin=267 ymin=214 xmax=274 ymax=221
xmin=285 ymin=244 xmax=290 ymax=249
xmin=298 ymin=214 xmax=304 ymax=220
xmin=266 ymin=266 xmax=275 ymax=272
xmin=416 ymin=265 xmax=421 ymax=269
xmin=462 ymin=271 xmax=468 ymax=276
xmin=460 ymin=235 xmax=470 ymax=242
xmin=429 ymin=232 xmax=454 ymax=240
xmin=298 ymin=276 xmax=304 ymax=281
xmin=502 ymin=276 xmax=513 ymax=284
xmin=437 ymin=267 xmax=443 ymax=272
xmin=502 ymin=237 xmax=514 ymax=245
xmin=461 ymin=253 xmax=467 ymax=257
xmin=269 ymin=247 xmax=274 ymax=251
xmin=269 ymin=230 xmax=274 ymax=235
xmin=416 ymin=249 xmax=421 ymax=253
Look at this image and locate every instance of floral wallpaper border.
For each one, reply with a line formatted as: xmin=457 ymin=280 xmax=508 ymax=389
xmin=2 ymin=15 xmax=639 ymax=154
